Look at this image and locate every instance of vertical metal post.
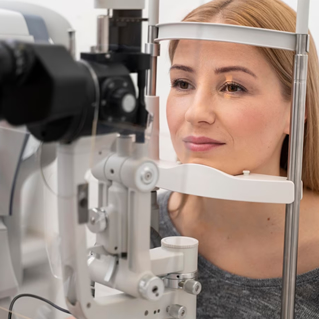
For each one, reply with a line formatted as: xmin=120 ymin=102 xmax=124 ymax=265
xmin=145 ymin=0 xmax=160 ymax=160
xmin=96 ymin=11 xmax=111 ymax=53
xmin=145 ymin=0 xmax=160 ymax=96
xmin=68 ymin=29 xmax=76 ymax=59
xmin=146 ymin=26 xmax=159 ymax=96
xmin=281 ymin=33 xmax=309 ymax=319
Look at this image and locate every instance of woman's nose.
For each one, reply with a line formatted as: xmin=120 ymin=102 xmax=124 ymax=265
xmin=184 ymin=91 xmax=216 ymax=126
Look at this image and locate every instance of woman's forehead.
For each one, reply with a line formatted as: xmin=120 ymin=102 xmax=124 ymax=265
xmin=173 ymin=39 xmax=266 ymax=68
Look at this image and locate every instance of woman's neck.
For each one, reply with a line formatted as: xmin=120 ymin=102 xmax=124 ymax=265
xmin=170 ymin=192 xmax=286 ymax=239
xmin=168 ymin=188 xmax=319 ymax=278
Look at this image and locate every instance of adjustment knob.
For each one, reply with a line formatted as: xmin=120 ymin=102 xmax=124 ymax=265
xmin=138 ymin=274 xmax=164 ymax=301
xmin=87 ymin=208 xmax=108 ymax=233
xmin=179 ymin=279 xmax=202 ymax=295
xmin=167 ymin=304 xmax=187 ymax=319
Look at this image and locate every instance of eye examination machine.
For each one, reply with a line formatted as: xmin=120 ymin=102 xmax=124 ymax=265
xmin=0 ymin=0 xmax=311 ymax=318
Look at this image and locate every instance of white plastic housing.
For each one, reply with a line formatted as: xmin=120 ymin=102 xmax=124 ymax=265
xmin=57 ymin=137 xmax=198 ymax=318
xmin=161 ymin=237 xmax=198 ymax=274
xmin=150 ymin=247 xmax=183 ymax=276
xmin=95 ymin=0 xmax=144 ymax=10
xmin=156 ymin=161 xmax=295 ymax=204
xmin=0 ymin=1 xmax=72 ymax=48
xmin=0 ymin=220 xmax=18 ymax=299
xmin=0 ymin=9 xmax=33 ymax=42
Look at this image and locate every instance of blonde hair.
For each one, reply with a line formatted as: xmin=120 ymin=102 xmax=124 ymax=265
xmin=169 ymin=0 xmax=319 ymax=192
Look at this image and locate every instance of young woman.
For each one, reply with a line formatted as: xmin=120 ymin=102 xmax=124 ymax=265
xmin=152 ymin=0 xmax=319 ymax=317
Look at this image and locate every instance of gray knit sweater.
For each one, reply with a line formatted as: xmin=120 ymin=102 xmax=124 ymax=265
xmin=150 ymin=190 xmax=319 ymax=319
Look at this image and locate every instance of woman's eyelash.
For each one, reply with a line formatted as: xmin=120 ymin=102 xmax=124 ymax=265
xmin=171 ymin=79 xmax=192 ymax=90
xmin=171 ymin=79 xmax=247 ymax=93
xmin=221 ymin=82 xmax=247 ymax=93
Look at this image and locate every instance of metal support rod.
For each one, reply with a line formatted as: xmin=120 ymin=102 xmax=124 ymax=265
xmin=96 ymin=13 xmax=110 ymax=53
xmin=281 ymin=34 xmax=309 ymax=319
xmin=146 ymin=56 xmax=158 ymax=96
xmin=68 ymin=29 xmax=76 ymax=59
xmin=146 ymin=25 xmax=159 ymax=96
xmin=146 ymin=0 xmax=160 ymax=96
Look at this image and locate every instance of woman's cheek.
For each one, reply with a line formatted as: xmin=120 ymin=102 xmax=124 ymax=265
xmin=223 ymin=105 xmax=268 ymax=140
xmin=166 ymin=97 xmax=187 ymax=136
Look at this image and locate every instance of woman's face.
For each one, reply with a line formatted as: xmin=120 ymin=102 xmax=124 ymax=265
xmin=167 ymin=40 xmax=291 ymax=176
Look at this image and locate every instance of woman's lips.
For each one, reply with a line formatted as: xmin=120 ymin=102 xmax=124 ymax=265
xmin=183 ymin=136 xmax=225 ymax=152
xmin=184 ymin=143 xmax=225 ymax=152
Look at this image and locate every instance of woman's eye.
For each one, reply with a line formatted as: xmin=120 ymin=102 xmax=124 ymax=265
xmin=221 ymin=82 xmax=246 ymax=93
xmin=171 ymin=80 xmax=192 ymax=90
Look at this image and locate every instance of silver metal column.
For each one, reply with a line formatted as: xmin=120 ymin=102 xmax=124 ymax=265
xmin=68 ymin=29 xmax=76 ymax=59
xmin=95 ymin=11 xmax=111 ymax=53
xmin=145 ymin=25 xmax=160 ymax=96
xmin=281 ymin=34 xmax=309 ymax=319
xmin=146 ymin=0 xmax=160 ymax=96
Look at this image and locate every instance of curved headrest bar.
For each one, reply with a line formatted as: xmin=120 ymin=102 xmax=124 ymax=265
xmin=156 ymin=22 xmax=297 ymax=51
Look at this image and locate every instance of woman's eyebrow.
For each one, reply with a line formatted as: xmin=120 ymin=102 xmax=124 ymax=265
xmin=169 ymin=64 xmax=257 ymax=78
xmin=215 ymin=66 xmax=257 ymax=78
xmin=169 ymin=64 xmax=195 ymax=73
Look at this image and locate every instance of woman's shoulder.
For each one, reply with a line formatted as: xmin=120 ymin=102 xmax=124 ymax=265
xmin=157 ymin=190 xmax=172 ymax=213
xmin=150 ymin=190 xmax=173 ymax=248
xmin=151 ymin=190 xmax=179 ymax=244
